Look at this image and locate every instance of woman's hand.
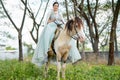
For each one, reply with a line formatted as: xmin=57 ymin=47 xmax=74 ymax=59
xmin=47 ymin=19 xmax=56 ymax=23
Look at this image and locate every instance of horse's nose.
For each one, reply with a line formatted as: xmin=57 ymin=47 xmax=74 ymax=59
xmin=79 ymin=36 xmax=85 ymax=43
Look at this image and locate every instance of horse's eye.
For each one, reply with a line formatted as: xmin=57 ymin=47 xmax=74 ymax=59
xmin=75 ymin=24 xmax=78 ymax=27
xmin=76 ymin=23 xmax=78 ymax=26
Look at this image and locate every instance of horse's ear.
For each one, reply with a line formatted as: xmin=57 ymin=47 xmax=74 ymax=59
xmin=69 ymin=15 xmax=74 ymax=21
xmin=75 ymin=17 xmax=84 ymax=29
xmin=65 ymin=19 xmax=74 ymax=31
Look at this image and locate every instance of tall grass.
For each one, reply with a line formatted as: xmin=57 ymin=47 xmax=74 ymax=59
xmin=0 ymin=60 xmax=120 ymax=80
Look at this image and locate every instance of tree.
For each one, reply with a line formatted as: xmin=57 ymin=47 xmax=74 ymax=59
xmin=71 ymin=0 xmax=115 ymax=55
xmin=108 ymin=0 xmax=120 ymax=65
xmin=73 ymin=0 xmax=99 ymax=55
xmin=65 ymin=0 xmax=69 ymax=20
xmin=0 ymin=0 xmax=7 ymax=19
xmin=112 ymin=0 xmax=119 ymax=56
xmin=0 ymin=1 xmax=4 ymax=18
xmin=21 ymin=0 xmax=50 ymax=44
xmin=0 ymin=0 xmax=27 ymax=61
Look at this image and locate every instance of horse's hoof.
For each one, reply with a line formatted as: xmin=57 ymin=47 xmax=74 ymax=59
xmin=56 ymin=77 xmax=60 ymax=80
xmin=44 ymin=73 xmax=48 ymax=78
xmin=44 ymin=75 xmax=47 ymax=78
xmin=62 ymin=76 xmax=65 ymax=78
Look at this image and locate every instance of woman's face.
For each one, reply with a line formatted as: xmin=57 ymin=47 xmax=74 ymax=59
xmin=53 ymin=4 xmax=59 ymax=11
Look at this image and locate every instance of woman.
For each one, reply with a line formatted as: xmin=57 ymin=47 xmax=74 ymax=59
xmin=32 ymin=2 xmax=81 ymax=66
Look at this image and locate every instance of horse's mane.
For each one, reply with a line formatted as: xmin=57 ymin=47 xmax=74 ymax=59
xmin=65 ymin=17 xmax=83 ymax=32
xmin=75 ymin=17 xmax=83 ymax=29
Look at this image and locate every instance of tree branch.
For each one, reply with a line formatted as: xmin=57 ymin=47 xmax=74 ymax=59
xmin=94 ymin=0 xmax=98 ymax=18
xmin=38 ymin=0 xmax=50 ymax=27
xmin=0 ymin=0 xmax=19 ymax=32
xmin=30 ymin=31 xmax=37 ymax=43
xmin=20 ymin=0 xmax=27 ymax=31
xmin=35 ymin=0 xmax=43 ymax=18
xmin=87 ymin=0 xmax=93 ymax=19
xmin=65 ymin=0 xmax=69 ymax=20
xmin=112 ymin=0 xmax=115 ymax=13
xmin=98 ymin=16 xmax=111 ymax=36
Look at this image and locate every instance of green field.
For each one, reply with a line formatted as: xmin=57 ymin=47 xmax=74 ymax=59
xmin=0 ymin=60 xmax=120 ymax=80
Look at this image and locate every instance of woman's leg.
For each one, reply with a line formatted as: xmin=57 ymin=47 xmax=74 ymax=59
xmin=32 ymin=22 xmax=57 ymax=66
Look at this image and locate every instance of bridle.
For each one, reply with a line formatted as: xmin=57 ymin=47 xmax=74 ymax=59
xmin=54 ymin=20 xmax=64 ymax=29
xmin=71 ymin=25 xmax=81 ymax=40
xmin=54 ymin=20 xmax=81 ymax=40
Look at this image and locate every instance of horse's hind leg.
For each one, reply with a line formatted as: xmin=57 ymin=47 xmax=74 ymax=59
xmin=44 ymin=61 xmax=50 ymax=78
xmin=44 ymin=60 xmax=50 ymax=77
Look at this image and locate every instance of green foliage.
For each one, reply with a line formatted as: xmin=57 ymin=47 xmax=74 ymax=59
xmin=0 ymin=31 xmax=15 ymax=42
xmin=6 ymin=46 xmax=16 ymax=50
xmin=0 ymin=60 xmax=120 ymax=80
xmin=0 ymin=60 xmax=44 ymax=80
xmin=23 ymin=42 xmax=34 ymax=56
xmin=85 ymin=47 xmax=92 ymax=51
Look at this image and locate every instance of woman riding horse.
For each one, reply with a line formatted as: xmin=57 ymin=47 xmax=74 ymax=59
xmin=32 ymin=2 xmax=83 ymax=67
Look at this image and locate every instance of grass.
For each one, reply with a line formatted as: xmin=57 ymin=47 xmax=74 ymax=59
xmin=0 ymin=60 xmax=120 ymax=80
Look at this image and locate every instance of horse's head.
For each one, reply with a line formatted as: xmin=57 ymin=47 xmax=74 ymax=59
xmin=65 ymin=17 xmax=86 ymax=42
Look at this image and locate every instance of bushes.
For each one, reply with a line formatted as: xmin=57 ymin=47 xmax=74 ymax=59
xmin=66 ymin=63 xmax=120 ymax=80
xmin=0 ymin=60 xmax=120 ymax=80
xmin=0 ymin=60 xmax=44 ymax=80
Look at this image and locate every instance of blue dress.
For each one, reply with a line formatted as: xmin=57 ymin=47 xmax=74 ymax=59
xmin=32 ymin=10 xmax=81 ymax=66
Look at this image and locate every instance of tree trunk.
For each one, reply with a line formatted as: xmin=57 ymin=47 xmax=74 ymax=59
xmin=65 ymin=0 xmax=69 ymax=20
xmin=93 ymin=38 xmax=99 ymax=53
xmin=0 ymin=0 xmax=27 ymax=61
xmin=93 ymin=38 xmax=99 ymax=60
xmin=114 ymin=31 xmax=118 ymax=56
xmin=77 ymin=0 xmax=99 ymax=54
xmin=18 ymin=32 xmax=23 ymax=61
xmin=81 ymin=42 xmax=86 ymax=61
xmin=108 ymin=0 xmax=120 ymax=65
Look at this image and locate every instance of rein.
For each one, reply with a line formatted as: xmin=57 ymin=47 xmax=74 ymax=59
xmin=54 ymin=21 xmax=63 ymax=29
xmin=71 ymin=25 xmax=80 ymax=40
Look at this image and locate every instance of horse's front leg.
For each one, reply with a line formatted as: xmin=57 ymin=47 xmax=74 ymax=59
xmin=44 ymin=61 xmax=49 ymax=78
xmin=62 ymin=52 xmax=68 ymax=79
xmin=56 ymin=53 xmax=61 ymax=80
xmin=62 ymin=62 xmax=66 ymax=79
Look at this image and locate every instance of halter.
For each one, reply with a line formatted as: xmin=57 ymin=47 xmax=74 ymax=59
xmin=71 ymin=25 xmax=81 ymax=40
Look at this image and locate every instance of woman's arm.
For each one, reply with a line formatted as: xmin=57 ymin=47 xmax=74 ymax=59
xmin=44 ymin=10 xmax=53 ymax=25
xmin=46 ymin=10 xmax=56 ymax=24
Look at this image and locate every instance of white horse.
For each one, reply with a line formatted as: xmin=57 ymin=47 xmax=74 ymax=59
xmin=45 ymin=17 xmax=86 ymax=80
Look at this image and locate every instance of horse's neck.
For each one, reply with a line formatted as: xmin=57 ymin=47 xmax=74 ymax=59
xmin=57 ymin=29 xmax=71 ymax=44
xmin=54 ymin=29 xmax=71 ymax=52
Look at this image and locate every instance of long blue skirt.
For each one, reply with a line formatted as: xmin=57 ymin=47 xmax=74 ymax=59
xmin=32 ymin=22 xmax=81 ymax=66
